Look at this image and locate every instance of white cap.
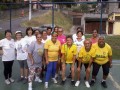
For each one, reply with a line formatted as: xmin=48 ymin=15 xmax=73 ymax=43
xmin=15 ymin=31 xmax=22 ymax=34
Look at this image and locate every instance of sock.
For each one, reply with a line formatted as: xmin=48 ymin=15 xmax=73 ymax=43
xmin=25 ymin=77 xmax=28 ymax=79
xmin=21 ymin=76 xmax=24 ymax=78
xmin=71 ymin=80 xmax=74 ymax=81
xmin=102 ymin=79 xmax=106 ymax=82
xmin=91 ymin=79 xmax=95 ymax=81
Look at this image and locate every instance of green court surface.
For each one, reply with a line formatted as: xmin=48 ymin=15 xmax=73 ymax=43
xmin=0 ymin=59 xmax=120 ymax=90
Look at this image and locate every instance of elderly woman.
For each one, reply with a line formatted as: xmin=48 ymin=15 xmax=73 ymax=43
xmin=15 ymin=31 xmax=28 ymax=83
xmin=90 ymin=30 xmax=99 ymax=44
xmin=0 ymin=30 xmax=15 ymax=85
xmin=24 ymin=27 xmax=36 ymax=47
xmin=75 ymin=39 xmax=95 ymax=88
xmin=44 ymin=32 xmax=61 ymax=88
xmin=61 ymin=35 xmax=77 ymax=86
xmin=90 ymin=36 xmax=112 ymax=88
xmin=27 ymin=34 xmax=44 ymax=90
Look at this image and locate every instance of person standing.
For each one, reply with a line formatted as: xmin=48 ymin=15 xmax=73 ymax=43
xmin=24 ymin=27 xmax=36 ymax=47
xmin=15 ymin=31 xmax=28 ymax=83
xmin=46 ymin=27 xmax=52 ymax=40
xmin=61 ymin=35 xmax=77 ymax=86
xmin=55 ymin=27 xmax=66 ymax=78
xmin=27 ymin=34 xmax=44 ymax=90
xmin=75 ymin=39 xmax=95 ymax=88
xmin=90 ymin=30 xmax=99 ymax=44
xmin=41 ymin=30 xmax=48 ymax=44
xmin=44 ymin=32 xmax=61 ymax=88
xmin=90 ymin=36 xmax=112 ymax=88
xmin=0 ymin=30 xmax=15 ymax=85
xmin=72 ymin=27 xmax=85 ymax=42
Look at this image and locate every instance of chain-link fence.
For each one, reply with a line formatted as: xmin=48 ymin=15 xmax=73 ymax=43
xmin=0 ymin=1 xmax=120 ymax=35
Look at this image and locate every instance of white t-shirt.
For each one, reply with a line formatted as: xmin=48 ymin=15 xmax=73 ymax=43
xmin=72 ymin=34 xmax=85 ymax=42
xmin=74 ymin=39 xmax=84 ymax=58
xmin=15 ymin=38 xmax=28 ymax=60
xmin=0 ymin=38 xmax=15 ymax=61
xmin=47 ymin=35 xmax=51 ymax=40
xmin=24 ymin=35 xmax=36 ymax=47
xmin=42 ymin=39 xmax=48 ymax=44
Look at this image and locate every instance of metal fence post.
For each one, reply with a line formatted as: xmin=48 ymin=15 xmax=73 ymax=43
xmin=100 ymin=0 xmax=103 ymax=35
xmin=10 ymin=2 xmax=12 ymax=31
xmin=52 ymin=1 xmax=54 ymax=30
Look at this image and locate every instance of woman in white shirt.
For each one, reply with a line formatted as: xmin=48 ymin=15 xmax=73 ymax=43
xmin=0 ymin=30 xmax=15 ymax=85
xmin=15 ymin=31 xmax=28 ymax=83
xmin=24 ymin=27 xmax=36 ymax=48
xmin=72 ymin=27 xmax=85 ymax=42
xmin=67 ymin=30 xmax=84 ymax=79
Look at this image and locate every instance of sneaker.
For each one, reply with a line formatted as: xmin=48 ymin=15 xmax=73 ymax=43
xmin=67 ymin=73 xmax=71 ymax=78
xmin=71 ymin=81 xmax=75 ymax=86
xmin=85 ymin=81 xmax=90 ymax=88
xmin=23 ymin=78 xmax=28 ymax=84
xmin=52 ymin=78 xmax=57 ymax=84
xmin=61 ymin=80 xmax=66 ymax=85
xmin=75 ymin=81 xmax=80 ymax=87
xmin=28 ymin=82 xmax=32 ymax=90
xmin=90 ymin=80 xmax=95 ymax=86
xmin=55 ymin=74 xmax=58 ymax=79
xmin=5 ymin=79 xmax=10 ymax=85
xmin=17 ymin=77 xmax=24 ymax=82
xmin=45 ymin=82 xmax=48 ymax=89
xmin=9 ymin=78 xmax=15 ymax=83
xmin=28 ymin=87 xmax=32 ymax=90
xmin=101 ymin=81 xmax=107 ymax=88
xmin=35 ymin=77 xmax=42 ymax=83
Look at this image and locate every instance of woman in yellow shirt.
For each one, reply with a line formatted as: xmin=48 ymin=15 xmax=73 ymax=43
xmin=75 ymin=39 xmax=95 ymax=88
xmin=44 ymin=32 xmax=61 ymax=88
xmin=90 ymin=36 xmax=112 ymax=88
xmin=61 ymin=35 xmax=77 ymax=85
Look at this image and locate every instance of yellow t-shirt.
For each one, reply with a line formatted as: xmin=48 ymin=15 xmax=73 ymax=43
xmin=93 ymin=43 xmax=112 ymax=65
xmin=44 ymin=40 xmax=61 ymax=61
xmin=79 ymin=46 xmax=96 ymax=63
xmin=61 ymin=44 xmax=77 ymax=64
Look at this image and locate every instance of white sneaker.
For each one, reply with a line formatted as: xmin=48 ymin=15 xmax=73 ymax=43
xmin=9 ymin=78 xmax=14 ymax=83
xmin=55 ymin=74 xmax=58 ymax=78
xmin=45 ymin=82 xmax=48 ymax=89
xmin=35 ymin=77 xmax=42 ymax=83
xmin=28 ymin=87 xmax=32 ymax=90
xmin=52 ymin=78 xmax=57 ymax=83
xmin=5 ymin=79 xmax=10 ymax=85
xmin=75 ymin=81 xmax=80 ymax=87
xmin=28 ymin=82 xmax=32 ymax=90
xmin=85 ymin=81 xmax=90 ymax=88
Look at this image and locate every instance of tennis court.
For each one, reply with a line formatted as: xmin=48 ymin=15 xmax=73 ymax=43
xmin=0 ymin=59 xmax=120 ymax=90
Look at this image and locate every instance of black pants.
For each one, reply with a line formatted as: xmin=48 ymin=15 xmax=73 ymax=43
xmin=3 ymin=61 xmax=14 ymax=79
xmin=92 ymin=62 xmax=110 ymax=77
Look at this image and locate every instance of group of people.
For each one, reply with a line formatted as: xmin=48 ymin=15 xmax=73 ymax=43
xmin=0 ymin=26 xmax=112 ymax=90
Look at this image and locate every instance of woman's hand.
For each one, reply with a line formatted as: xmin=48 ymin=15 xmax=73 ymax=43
xmin=31 ymin=59 xmax=34 ymax=66
xmin=46 ymin=60 xmax=49 ymax=65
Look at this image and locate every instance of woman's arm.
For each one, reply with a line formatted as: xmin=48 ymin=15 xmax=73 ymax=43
xmin=45 ymin=49 xmax=49 ymax=64
xmin=28 ymin=53 xmax=34 ymax=65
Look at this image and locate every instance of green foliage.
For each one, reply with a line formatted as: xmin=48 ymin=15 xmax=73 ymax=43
xmin=0 ymin=5 xmax=8 ymax=10
xmin=72 ymin=4 xmax=89 ymax=13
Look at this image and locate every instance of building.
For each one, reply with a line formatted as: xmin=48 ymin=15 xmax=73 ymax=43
xmin=106 ymin=0 xmax=120 ymax=35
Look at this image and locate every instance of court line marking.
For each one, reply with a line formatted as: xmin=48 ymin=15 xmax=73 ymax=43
xmin=108 ymin=72 xmax=120 ymax=90
xmin=113 ymin=64 xmax=120 ymax=66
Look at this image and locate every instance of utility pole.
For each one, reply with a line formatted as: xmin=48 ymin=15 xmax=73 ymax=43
xmin=29 ymin=0 xmax=32 ymax=20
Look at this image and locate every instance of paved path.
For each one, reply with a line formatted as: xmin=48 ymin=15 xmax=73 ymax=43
xmin=0 ymin=10 xmax=48 ymax=33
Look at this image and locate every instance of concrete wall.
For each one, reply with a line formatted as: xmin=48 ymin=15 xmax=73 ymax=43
xmin=113 ymin=22 xmax=120 ymax=35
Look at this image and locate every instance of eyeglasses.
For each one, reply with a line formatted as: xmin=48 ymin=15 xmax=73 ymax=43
xmin=37 ymin=37 xmax=42 ymax=38
xmin=58 ymin=31 xmax=63 ymax=32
